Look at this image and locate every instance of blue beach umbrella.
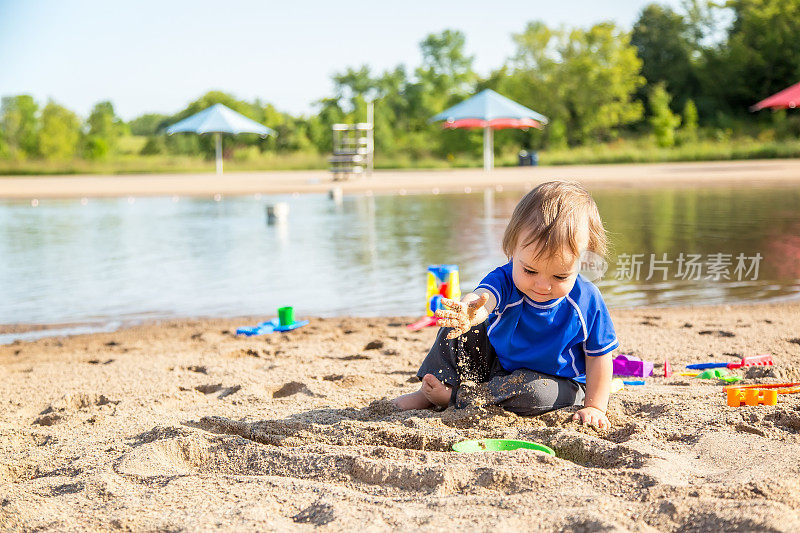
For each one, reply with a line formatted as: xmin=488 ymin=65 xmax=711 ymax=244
xmin=166 ymin=103 xmax=276 ymax=175
xmin=430 ymin=89 xmax=548 ymax=171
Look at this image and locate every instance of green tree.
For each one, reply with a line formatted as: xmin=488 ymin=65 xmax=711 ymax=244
xmin=83 ymin=136 xmax=110 ymax=160
xmin=139 ymin=136 xmax=165 ymax=155
xmin=560 ymin=23 xmax=646 ymax=142
xmin=414 ymin=30 xmax=476 ymax=111
xmin=682 ymin=0 xmax=731 ymax=51
xmin=323 ymin=65 xmax=398 ymax=154
xmin=84 ymin=100 xmax=125 ymax=159
xmin=38 ymin=101 xmax=80 ymax=160
xmin=725 ymin=0 xmax=800 ymax=107
xmin=257 ymin=102 xmax=287 ymax=152
xmin=631 ymin=4 xmax=696 ymax=110
xmin=484 ymin=23 xmax=558 ymax=150
xmin=310 ymin=97 xmax=345 ymax=153
xmin=87 ymin=101 xmax=123 ymax=139
xmin=129 ymin=113 xmax=169 ymax=136
xmin=331 ymin=65 xmax=377 ymax=116
xmin=371 ymin=66 xmax=409 ymax=156
xmin=496 ymin=21 xmax=645 ymax=145
xmin=316 ymin=30 xmax=480 ymax=159
xmin=649 ymin=83 xmax=682 ymax=147
xmin=0 ymin=95 xmax=39 ymax=158
xmin=679 ymin=99 xmax=699 ymax=143
xmin=695 ymin=0 xmax=800 ymax=117
xmin=547 ymin=118 xmax=568 ymax=150
xmin=411 ymin=30 xmax=478 ymax=156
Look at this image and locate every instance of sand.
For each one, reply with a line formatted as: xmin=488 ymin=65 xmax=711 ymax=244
xmin=3 ymin=158 xmax=800 ymax=199
xmin=2 ymin=302 xmax=800 ymax=531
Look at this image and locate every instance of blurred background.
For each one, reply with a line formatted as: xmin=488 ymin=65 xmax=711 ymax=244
xmin=1 ymin=0 xmax=798 ymax=174
xmin=1 ymin=0 xmax=799 ymax=338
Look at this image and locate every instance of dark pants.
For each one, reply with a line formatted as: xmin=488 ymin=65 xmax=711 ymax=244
xmin=417 ymin=322 xmax=586 ymax=417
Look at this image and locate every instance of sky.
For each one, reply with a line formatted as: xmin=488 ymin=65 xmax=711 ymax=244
xmin=0 ymin=0 xmax=684 ymax=121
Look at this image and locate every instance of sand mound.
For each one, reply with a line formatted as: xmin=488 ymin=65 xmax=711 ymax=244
xmin=32 ymin=393 xmax=118 ymax=426
xmin=271 ymin=381 xmax=312 ymax=398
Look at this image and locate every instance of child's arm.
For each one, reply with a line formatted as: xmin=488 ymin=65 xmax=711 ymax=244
xmin=573 ymin=351 xmax=613 ymax=429
xmin=435 ymin=289 xmax=496 ymax=339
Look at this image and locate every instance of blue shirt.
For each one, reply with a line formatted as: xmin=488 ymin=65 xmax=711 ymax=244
xmin=476 ymin=261 xmax=618 ymax=378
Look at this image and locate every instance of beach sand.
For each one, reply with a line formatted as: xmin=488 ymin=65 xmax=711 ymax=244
xmin=2 ymin=302 xmax=800 ymax=531
xmin=3 ymin=158 xmax=800 ymax=199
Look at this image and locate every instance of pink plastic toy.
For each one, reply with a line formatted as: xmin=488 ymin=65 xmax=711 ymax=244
xmin=613 ymin=354 xmax=654 ymax=377
xmin=727 ymin=354 xmax=773 ymax=369
xmin=664 ymin=358 xmax=673 ymax=378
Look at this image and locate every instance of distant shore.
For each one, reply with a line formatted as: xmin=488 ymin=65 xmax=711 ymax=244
xmin=2 ymin=159 xmax=800 ymax=199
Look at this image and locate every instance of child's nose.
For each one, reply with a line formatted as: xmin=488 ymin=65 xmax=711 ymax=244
xmin=534 ymin=276 xmax=551 ymax=291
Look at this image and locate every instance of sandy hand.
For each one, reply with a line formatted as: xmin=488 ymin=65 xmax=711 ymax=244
xmin=435 ymin=293 xmax=490 ymax=340
xmin=572 ymin=406 xmax=610 ymax=430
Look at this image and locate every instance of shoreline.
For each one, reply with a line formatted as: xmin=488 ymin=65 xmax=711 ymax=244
xmin=3 ymin=297 xmax=800 ymax=344
xmin=2 ymin=158 xmax=800 ymax=199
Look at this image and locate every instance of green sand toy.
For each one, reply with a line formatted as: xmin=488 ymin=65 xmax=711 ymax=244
xmin=277 ymin=306 xmax=295 ymax=326
xmin=696 ymin=368 xmax=742 ymax=383
xmin=452 ymin=439 xmax=555 ymax=455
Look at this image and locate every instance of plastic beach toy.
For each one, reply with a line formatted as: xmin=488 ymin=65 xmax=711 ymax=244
xmin=452 ymin=439 xmax=555 ymax=455
xmin=236 ymin=306 xmax=309 ymax=336
xmin=695 ymin=368 xmax=742 ymax=383
xmin=726 ymin=387 xmax=778 ymax=407
xmin=407 ymin=265 xmax=461 ymax=331
xmin=723 ymin=382 xmax=800 ymax=406
xmin=685 ymin=362 xmax=728 ymax=370
xmin=612 ymin=354 xmax=654 ymax=377
xmin=722 ymin=382 xmax=800 ymax=394
xmin=236 ymin=318 xmax=310 ymax=336
xmin=278 ymin=306 xmax=295 ymax=326
xmin=728 ymin=354 xmax=773 ymax=369
xmin=686 ymin=354 xmax=773 ymax=370
xmin=575 ymin=375 xmax=646 ymax=386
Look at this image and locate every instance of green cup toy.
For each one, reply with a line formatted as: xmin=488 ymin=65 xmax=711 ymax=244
xmin=452 ymin=439 xmax=555 ymax=455
xmin=277 ymin=306 xmax=295 ymax=326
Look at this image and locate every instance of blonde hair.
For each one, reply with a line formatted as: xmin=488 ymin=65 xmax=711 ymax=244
xmin=502 ymin=181 xmax=607 ymax=260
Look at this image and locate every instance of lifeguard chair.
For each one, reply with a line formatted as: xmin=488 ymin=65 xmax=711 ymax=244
xmin=329 ymin=103 xmax=374 ymax=180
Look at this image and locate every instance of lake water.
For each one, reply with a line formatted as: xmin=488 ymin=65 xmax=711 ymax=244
xmin=1 ymin=186 xmax=799 ymax=336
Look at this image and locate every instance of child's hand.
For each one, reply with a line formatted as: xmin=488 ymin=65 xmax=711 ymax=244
xmin=572 ymin=406 xmax=610 ymax=430
xmin=435 ymin=293 xmax=490 ymax=340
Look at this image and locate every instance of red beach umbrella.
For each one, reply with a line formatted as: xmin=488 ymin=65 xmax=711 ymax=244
xmin=430 ymin=89 xmax=548 ymax=171
xmin=750 ymin=81 xmax=800 ymax=111
xmin=442 ymin=118 xmax=544 ymax=131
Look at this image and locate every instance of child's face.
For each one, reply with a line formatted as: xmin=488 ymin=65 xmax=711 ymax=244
xmin=511 ymin=231 xmax=587 ymax=302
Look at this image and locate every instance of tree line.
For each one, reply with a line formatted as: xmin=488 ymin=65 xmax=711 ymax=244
xmin=1 ymin=0 xmax=798 ymax=164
